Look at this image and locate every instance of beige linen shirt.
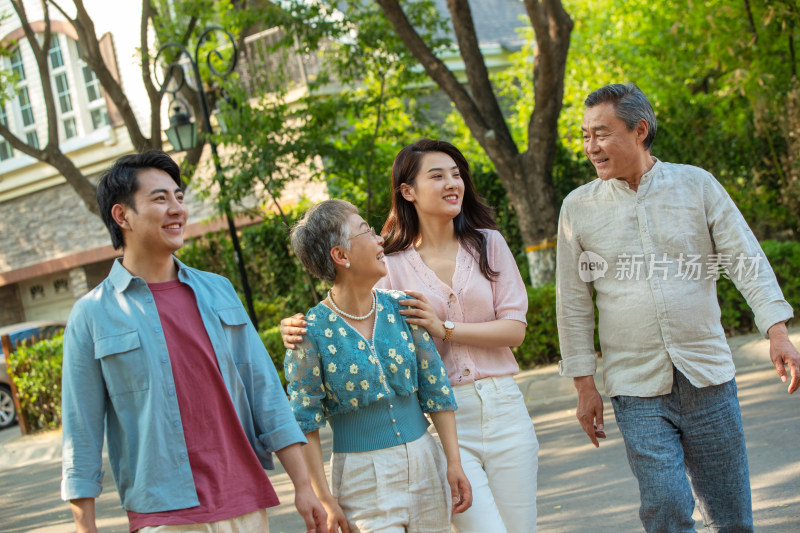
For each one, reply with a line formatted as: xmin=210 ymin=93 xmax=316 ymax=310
xmin=556 ymin=159 xmax=793 ymax=397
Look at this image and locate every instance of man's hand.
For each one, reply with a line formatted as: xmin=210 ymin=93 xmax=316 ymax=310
xmin=294 ymin=484 xmax=328 ymax=533
xmin=573 ymin=375 xmax=606 ymax=447
xmin=768 ymin=322 xmax=800 ymax=394
xmin=280 ymin=313 xmax=307 ymax=350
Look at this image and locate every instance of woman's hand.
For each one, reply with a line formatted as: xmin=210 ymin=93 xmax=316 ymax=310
xmin=398 ymin=290 xmax=446 ymax=339
xmin=447 ymin=464 xmax=473 ymax=514
xmin=280 ymin=313 xmax=307 ymax=349
xmin=321 ymin=496 xmax=350 ymax=533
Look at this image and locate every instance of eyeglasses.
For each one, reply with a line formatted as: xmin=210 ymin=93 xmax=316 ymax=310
xmin=349 ymin=226 xmax=377 ymax=239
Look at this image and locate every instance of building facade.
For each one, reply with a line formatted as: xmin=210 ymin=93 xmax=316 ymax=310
xmin=0 ymin=0 xmax=526 ymax=326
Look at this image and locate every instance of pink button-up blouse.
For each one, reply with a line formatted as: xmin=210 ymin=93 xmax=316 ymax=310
xmin=375 ymin=229 xmax=528 ymax=386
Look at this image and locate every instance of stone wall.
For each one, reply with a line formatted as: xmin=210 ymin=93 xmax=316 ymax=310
xmin=0 ymin=179 xmax=219 ymax=273
xmin=0 ymin=284 xmax=24 ymax=325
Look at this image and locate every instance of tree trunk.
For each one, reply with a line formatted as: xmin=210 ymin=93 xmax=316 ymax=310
xmin=374 ymin=0 xmax=572 ymax=286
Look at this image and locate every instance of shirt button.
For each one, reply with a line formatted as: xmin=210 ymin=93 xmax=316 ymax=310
xmin=154 ymin=326 xmax=161 ymax=333
xmin=449 ymin=294 xmax=456 ymax=303
xmin=161 ymin=358 xmax=168 ymax=364
xmin=396 ymin=432 xmax=400 ymax=437
xmin=173 ymin=420 xmax=180 ymax=428
xmin=392 ymin=419 xmax=396 ymax=423
xmin=463 ymin=369 xmax=470 ymax=376
xmin=168 ymin=389 xmax=175 ymax=397
xmin=389 ymin=404 xmax=393 ymax=409
xmin=146 ymin=298 xmax=153 ymax=303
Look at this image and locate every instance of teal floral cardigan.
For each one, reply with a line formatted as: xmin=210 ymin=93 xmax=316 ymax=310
xmin=285 ymin=289 xmax=457 ymax=435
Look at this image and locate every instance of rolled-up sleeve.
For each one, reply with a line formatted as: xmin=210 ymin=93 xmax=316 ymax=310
xmin=61 ymin=305 xmax=106 ymax=501
xmin=239 ymin=309 xmax=306 ymax=457
xmin=556 ymin=201 xmax=599 ymax=377
xmin=703 ymin=175 xmax=794 ymax=337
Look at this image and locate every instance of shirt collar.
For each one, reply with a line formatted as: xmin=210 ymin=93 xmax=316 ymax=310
xmin=608 ymin=157 xmax=661 ymax=191
xmin=109 ymin=256 xmax=188 ymax=293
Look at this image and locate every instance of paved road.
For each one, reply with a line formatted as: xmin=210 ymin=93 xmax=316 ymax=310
xmin=1 ymin=329 xmax=798 ymax=532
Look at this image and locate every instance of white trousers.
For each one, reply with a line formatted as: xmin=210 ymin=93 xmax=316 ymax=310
xmin=450 ymin=376 xmax=539 ymax=533
xmin=135 ymin=508 xmax=269 ymax=532
xmin=330 ymin=431 xmax=451 ymax=532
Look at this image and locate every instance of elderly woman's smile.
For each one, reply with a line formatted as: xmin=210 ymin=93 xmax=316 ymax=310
xmin=345 ymin=213 xmax=387 ymax=280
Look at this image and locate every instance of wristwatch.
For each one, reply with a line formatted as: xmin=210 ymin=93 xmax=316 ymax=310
xmin=442 ymin=320 xmax=455 ymax=342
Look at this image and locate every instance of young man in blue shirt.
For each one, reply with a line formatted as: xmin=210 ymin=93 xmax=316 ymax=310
xmin=61 ymin=150 xmax=326 ymax=532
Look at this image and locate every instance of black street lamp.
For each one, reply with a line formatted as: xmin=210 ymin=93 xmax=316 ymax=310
xmin=154 ymin=27 xmax=259 ymax=330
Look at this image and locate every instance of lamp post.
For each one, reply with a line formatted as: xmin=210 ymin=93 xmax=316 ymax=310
xmin=154 ymin=27 xmax=259 ymax=330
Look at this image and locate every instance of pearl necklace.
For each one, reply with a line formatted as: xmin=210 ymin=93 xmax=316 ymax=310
xmin=327 ymin=289 xmax=376 ymax=321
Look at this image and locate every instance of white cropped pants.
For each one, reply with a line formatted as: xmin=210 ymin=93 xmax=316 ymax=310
xmin=330 ymin=431 xmax=451 ymax=532
xmin=450 ymin=376 xmax=539 ymax=533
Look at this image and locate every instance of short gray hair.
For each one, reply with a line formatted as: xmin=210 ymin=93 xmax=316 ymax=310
xmin=290 ymin=199 xmax=358 ymax=283
xmin=585 ymin=83 xmax=657 ymax=150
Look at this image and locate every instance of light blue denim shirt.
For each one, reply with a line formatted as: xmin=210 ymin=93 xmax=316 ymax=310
xmin=60 ymin=258 xmax=305 ymax=513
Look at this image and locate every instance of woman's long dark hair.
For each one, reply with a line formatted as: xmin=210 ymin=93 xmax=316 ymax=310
xmin=381 ymin=139 xmax=499 ymax=281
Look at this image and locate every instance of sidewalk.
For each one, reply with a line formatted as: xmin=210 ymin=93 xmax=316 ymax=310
xmin=1 ymin=327 xmax=798 ymax=532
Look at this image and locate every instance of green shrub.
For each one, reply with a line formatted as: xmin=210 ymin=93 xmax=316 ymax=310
xmin=7 ymin=334 xmax=64 ymax=432
xmin=514 ymin=284 xmax=559 ymax=367
xmin=514 ymin=283 xmax=601 ymax=368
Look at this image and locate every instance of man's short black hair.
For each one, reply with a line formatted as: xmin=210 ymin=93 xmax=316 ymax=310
xmin=585 ymin=83 xmax=658 ymax=150
xmin=96 ymin=150 xmax=182 ymax=249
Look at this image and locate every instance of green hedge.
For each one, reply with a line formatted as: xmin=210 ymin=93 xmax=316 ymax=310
xmin=8 ymin=334 xmax=64 ymax=432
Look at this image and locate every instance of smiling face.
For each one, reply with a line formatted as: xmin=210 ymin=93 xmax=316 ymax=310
xmin=401 ymin=151 xmax=465 ymax=221
xmin=343 ymin=213 xmax=386 ymax=281
xmin=113 ymin=168 xmax=188 ymax=259
xmin=582 ymin=102 xmax=652 ymax=186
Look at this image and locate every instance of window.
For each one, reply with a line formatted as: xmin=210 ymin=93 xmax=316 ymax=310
xmin=18 ymin=87 xmax=35 ymax=126
xmin=1 ymin=34 xmax=112 ymax=158
xmin=90 ymin=107 xmax=108 ymax=129
xmin=26 ymin=130 xmax=39 ymax=149
xmin=63 ymin=117 xmax=77 ymax=139
xmin=48 ymin=37 xmax=64 ymax=69
xmin=0 ymin=106 xmax=12 ymax=161
xmin=10 ymin=48 xmax=25 ymax=80
xmin=82 ymin=65 xmax=102 ymax=102
xmin=54 ymin=73 xmax=73 ymax=113
xmin=8 ymin=47 xmax=39 ymax=151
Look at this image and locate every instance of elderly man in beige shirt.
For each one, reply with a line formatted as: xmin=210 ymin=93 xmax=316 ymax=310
xmin=556 ymin=83 xmax=799 ymax=533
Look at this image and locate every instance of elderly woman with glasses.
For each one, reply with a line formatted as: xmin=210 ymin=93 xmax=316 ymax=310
xmin=285 ymin=199 xmax=472 ymax=533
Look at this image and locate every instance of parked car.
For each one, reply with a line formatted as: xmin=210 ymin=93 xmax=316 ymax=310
xmin=0 ymin=320 xmax=66 ymax=429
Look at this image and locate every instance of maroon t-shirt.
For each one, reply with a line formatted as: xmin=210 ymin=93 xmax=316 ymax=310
xmin=127 ymin=280 xmax=278 ymax=531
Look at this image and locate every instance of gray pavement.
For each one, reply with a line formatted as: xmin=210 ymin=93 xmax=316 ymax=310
xmin=1 ymin=328 xmax=798 ymax=532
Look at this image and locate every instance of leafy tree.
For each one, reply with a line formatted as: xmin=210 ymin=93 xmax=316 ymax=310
xmin=553 ymin=0 xmax=798 ymax=238
xmin=213 ymin=0 xmax=451 ymax=235
xmin=210 ymin=0 xmax=575 ymax=286
xmin=0 ymin=0 xmax=239 ymax=216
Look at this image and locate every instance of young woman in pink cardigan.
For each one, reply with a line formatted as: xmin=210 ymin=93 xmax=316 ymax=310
xmin=282 ymin=139 xmax=538 ymax=533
